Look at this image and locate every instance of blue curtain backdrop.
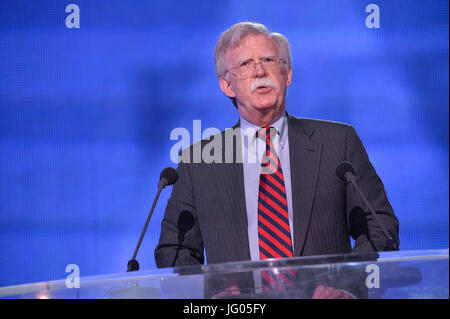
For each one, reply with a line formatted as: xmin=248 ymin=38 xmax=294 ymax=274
xmin=0 ymin=0 xmax=448 ymax=287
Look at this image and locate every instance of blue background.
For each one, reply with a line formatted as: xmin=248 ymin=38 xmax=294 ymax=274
xmin=0 ymin=0 xmax=448 ymax=287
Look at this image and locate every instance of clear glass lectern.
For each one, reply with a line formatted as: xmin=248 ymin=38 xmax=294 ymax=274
xmin=0 ymin=249 xmax=447 ymax=299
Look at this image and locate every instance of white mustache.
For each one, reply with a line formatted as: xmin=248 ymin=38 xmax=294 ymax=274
xmin=250 ymin=77 xmax=276 ymax=93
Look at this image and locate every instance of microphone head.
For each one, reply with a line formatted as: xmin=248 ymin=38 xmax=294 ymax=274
xmin=160 ymin=167 xmax=178 ymax=187
xmin=336 ymin=161 xmax=356 ymax=181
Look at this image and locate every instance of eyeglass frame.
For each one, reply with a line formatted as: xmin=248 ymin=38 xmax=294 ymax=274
xmin=223 ymin=55 xmax=287 ymax=78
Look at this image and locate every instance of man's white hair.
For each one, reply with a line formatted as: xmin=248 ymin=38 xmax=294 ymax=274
xmin=214 ymin=21 xmax=292 ymax=78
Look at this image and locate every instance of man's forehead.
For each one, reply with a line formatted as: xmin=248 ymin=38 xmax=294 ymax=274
xmin=225 ymin=34 xmax=279 ymax=62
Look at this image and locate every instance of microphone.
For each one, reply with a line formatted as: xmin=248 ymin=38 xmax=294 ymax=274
xmin=158 ymin=167 xmax=179 ymax=189
xmin=335 ymin=161 xmax=397 ymax=251
xmin=127 ymin=167 xmax=178 ymax=272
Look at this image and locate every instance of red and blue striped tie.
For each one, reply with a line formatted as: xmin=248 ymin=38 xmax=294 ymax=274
xmin=257 ymin=126 xmax=295 ymax=291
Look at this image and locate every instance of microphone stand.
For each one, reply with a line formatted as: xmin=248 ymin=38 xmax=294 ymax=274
xmin=344 ymin=172 xmax=397 ymax=251
xmin=127 ymin=179 xmax=167 ymax=272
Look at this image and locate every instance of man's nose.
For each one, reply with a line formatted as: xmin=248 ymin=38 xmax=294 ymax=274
xmin=253 ymin=62 xmax=267 ymax=77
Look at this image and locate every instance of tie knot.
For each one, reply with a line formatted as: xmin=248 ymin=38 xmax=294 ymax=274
xmin=257 ymin=126 xmax=278 ymax=142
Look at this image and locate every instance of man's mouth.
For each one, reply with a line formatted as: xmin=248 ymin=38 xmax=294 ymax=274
xmin=254 ymin=86 xmax=273 ymax=93
xmin=250 ymin=77 xmax=277 ymax=93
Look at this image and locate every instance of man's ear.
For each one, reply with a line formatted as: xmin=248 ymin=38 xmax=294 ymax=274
xmin=285 ymin=66 xmax=292 ymax=87
xmin=219 ymin=76 xmax=236 ymax=98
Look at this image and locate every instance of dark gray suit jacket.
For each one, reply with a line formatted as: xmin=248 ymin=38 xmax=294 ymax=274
xmin=154 ymin=112 xmax=399 ymax=268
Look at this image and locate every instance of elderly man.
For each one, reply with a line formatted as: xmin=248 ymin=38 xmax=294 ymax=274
xmin=155 ymin=22 xmax=399 ymax=298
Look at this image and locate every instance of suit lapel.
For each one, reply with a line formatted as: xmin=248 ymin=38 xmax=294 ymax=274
xmin=211 ymin=123 xmax=250 ymax=260
xmin=287 ymin=114 xmax=323 ymax=256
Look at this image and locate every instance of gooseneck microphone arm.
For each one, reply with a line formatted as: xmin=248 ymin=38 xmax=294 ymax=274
xmin=336 ymin=161 xmax=397 ymax=251
xmin=127 ymin=167 xmax=178 ymax=272
xmin=127 ymin=186 xmax=164 ymax=272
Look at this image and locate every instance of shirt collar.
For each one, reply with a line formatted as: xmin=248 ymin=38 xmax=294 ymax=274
xmin=240 ymin=111 xmax=288 ymax=148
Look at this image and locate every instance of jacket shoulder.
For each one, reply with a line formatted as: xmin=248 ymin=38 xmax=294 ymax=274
xmin=289 ymin=115 xmax=353 ymax=131
xmin=287 ymin=113 xmax=354 ymax=140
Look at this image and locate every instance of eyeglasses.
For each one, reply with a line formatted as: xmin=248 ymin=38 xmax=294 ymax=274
xmin=225 ymin=56 xmax=286 ymax=77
